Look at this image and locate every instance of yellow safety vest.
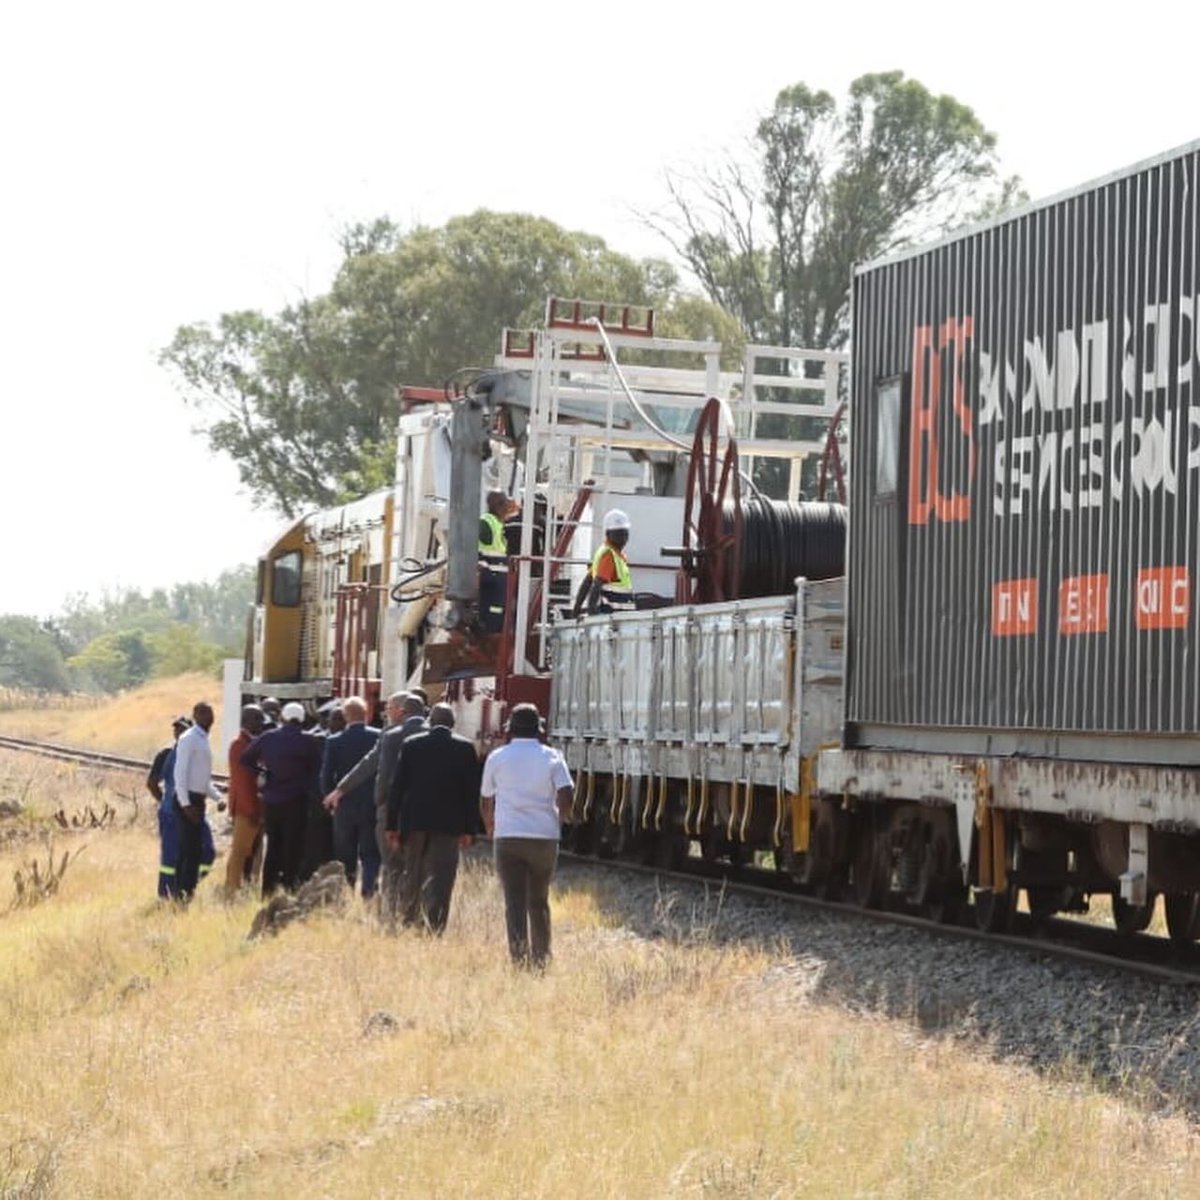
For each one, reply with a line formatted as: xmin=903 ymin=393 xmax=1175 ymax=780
xmin=590 ymin=543 xmax=633 ymax=608
xmin=479 ymin=513 xmax=508 ymax=570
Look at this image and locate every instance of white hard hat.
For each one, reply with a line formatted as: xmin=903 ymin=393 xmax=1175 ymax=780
xmin=603 ymin=508 xmax=631 ymax=532
xmin=282 ymin=702 xmax=306 ymax=723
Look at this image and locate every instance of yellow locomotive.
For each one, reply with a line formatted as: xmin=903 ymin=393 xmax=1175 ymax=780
xmin=245 ymin=486 xmax=395 ymax=711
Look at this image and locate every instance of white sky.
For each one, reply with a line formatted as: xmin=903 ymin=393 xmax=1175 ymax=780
xmin=2 ymin=0 xmax=1197 ymax=617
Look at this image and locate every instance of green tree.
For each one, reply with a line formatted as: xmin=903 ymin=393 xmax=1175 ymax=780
xmin=68 ymin=630 xmax=154 ymax=693
xmin=0 ymin=616 xmax=71 ymax=692
xmin=655 ymin=71 xmax=1020 ymax=349
xmin=56 ymin=567 xmax=254 ymax=659
xmin=650 ymin=71 xmax=1022 ymax=493
xmin=164 ymin=566 xmax=256 ymax=650
xmin=161 ymin=211 xmax=735 ymax=516
xmin=146 ymin=624 xmax=227 ymax=678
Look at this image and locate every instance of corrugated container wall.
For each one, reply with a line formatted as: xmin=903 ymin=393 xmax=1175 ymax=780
xmin=848 ymin=141 xmax=1200 ymax=764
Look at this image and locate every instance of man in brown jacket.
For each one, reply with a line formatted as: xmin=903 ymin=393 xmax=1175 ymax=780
xmin=225 ymin=704 xmax=266 ymax=895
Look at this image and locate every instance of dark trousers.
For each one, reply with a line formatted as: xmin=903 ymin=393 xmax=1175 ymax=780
xmin=158 ymin=802 xmax=180 ymax=899
xmin=398 ymin=832 xmax=460 ymax=933
xmin=175 ymin=794 xmax=207 ymax=899
xmin=479 ymin=567 xmax=507 ymax=633
xmin=300 ymin=793 xmax=335 ymax=883
xmin=376 ymin=804 xmax=403 ymax=923
xmin=335 ymin=793 xmax=381 ymax=898
xmin=263 ymin=797 xmax=307 ymax=896
xmin=494 ymin=838 xmax=557 ymax=965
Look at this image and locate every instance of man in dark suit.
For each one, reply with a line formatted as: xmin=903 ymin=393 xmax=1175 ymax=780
xmin=386 ymin=703 xmax=482 ymax=933
xmin=320 ymin=696 xmax=380 ymax=897
xmin=242 ymin=702 xmax=323 ymax=896
xmin=302 ymin=704 xmax=345 ymax=882
xmin=325 ymin=691 xmax=427 ymax=921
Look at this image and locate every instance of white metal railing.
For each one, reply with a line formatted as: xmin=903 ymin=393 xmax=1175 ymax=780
xmin=505 ymin=315 xmax=847 ymax=677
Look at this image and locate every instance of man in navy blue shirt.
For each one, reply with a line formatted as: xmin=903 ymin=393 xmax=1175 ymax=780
xmin=148 ymin=716 xmax=189 ymax=899
xmin=321 ymin=696 xmax=381 ymax=898
xmin=241 ymin=702 xmax=322 ymax=896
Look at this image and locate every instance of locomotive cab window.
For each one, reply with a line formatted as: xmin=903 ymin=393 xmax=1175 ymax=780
xmin=875 ymin=376 xmax=902 ymax=500
xmin=271 ymin=550 xmax=302 ymax=607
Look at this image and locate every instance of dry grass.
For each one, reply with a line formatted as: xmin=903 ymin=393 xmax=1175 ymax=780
xmin=2 ymin=756 xmax=1200 ymax=1198
xmin=0 ymin=687 xmax=105 ymax=714
xmin=0 ymin=673 xmax=221 ymax=759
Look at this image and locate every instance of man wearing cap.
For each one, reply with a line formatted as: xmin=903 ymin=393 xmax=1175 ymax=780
xmin=572 ymin=508 xmax=634 ymax=616
xmin=481 ymin=702 xmax=574 ymax=967
xmin=147 ymin=716 xmax=189 ymax=807
xmin=148 ymin=715 xmax=190 ymax=899
xmin=225 ymin=704 xmax=266 ymax=896
xmin=260 ymin=697 xmax=282 ymax=731
xmin=173 ymin=703 xmax=223 ymax=902
xmin=241 ymin=702 xmax=322 ymax=895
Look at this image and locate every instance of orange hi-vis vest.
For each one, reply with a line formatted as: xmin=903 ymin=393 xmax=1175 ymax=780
xmin=590 ymin=543 xmax=633 ymax=609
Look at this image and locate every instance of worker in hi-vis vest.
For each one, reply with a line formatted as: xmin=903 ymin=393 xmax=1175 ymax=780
xmin=479 ymin=489 xmax=511 ymax=633
xmin=572 ymin=508 xmax=634 ymax=617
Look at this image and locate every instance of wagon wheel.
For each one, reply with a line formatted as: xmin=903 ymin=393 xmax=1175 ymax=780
xmin=816 ymin=400 xmax=847 ymax=505
xmin=1165 ymin=893 xmax=1200 ymax=945
xmin=1112 ymin=891 xmax=1157 ymax=936
xmin=681 ymin=397 xmax=742 ymax=603
xmin=973 ymin=885 xmax=1015 ymax=933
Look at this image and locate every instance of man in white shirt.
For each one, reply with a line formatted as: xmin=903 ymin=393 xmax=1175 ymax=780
xmin=173 ymin=701 xmax=222 ymax=900
xmin=480 ymin=703 xmax=573 ymax=968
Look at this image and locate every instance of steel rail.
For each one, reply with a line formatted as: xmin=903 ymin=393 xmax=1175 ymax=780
xmin=0 ymin=734 xmax=231 ymax=786
xmin=2 ymin=733 xmax=1198 ymax=985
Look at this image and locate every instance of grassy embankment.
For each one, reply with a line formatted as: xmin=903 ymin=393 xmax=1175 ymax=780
xmin=1 ymin=748 xmax=1199 ymax=1198
xmin=0 ymin=674 xmax=222 ymax=760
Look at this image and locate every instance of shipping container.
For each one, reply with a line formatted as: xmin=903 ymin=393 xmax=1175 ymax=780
xmin=848 ymin=140 xmax=1200 ymax=764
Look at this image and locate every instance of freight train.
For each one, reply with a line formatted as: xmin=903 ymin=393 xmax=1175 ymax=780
xmin=242 ymin=140 xmax=1200 ymax=944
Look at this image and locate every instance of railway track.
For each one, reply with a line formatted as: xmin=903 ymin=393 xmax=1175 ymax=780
xmin=3 ymin=732 xmax=1199 ymax=986
xmin=0 ymin=734 xmax=230 ymax=786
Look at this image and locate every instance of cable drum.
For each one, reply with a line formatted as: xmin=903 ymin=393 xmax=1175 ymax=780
xmin=724 ymin=499 xmax=847 ymax=598
xmin=681 ymin=397 xmax=850 ymax=604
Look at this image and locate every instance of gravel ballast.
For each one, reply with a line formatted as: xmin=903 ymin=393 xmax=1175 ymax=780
xmin=553 ymin=857 xmax=1200 ymax=1117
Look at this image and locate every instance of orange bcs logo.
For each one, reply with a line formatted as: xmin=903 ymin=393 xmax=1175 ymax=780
xmin=908 ymin=319 xmax=975 ymax=525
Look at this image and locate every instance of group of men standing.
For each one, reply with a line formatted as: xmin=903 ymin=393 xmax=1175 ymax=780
xmin=142 ymin=493 xmax=650 ymax=962
xmin=148 ymin=693 xmax=573 ymax=968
